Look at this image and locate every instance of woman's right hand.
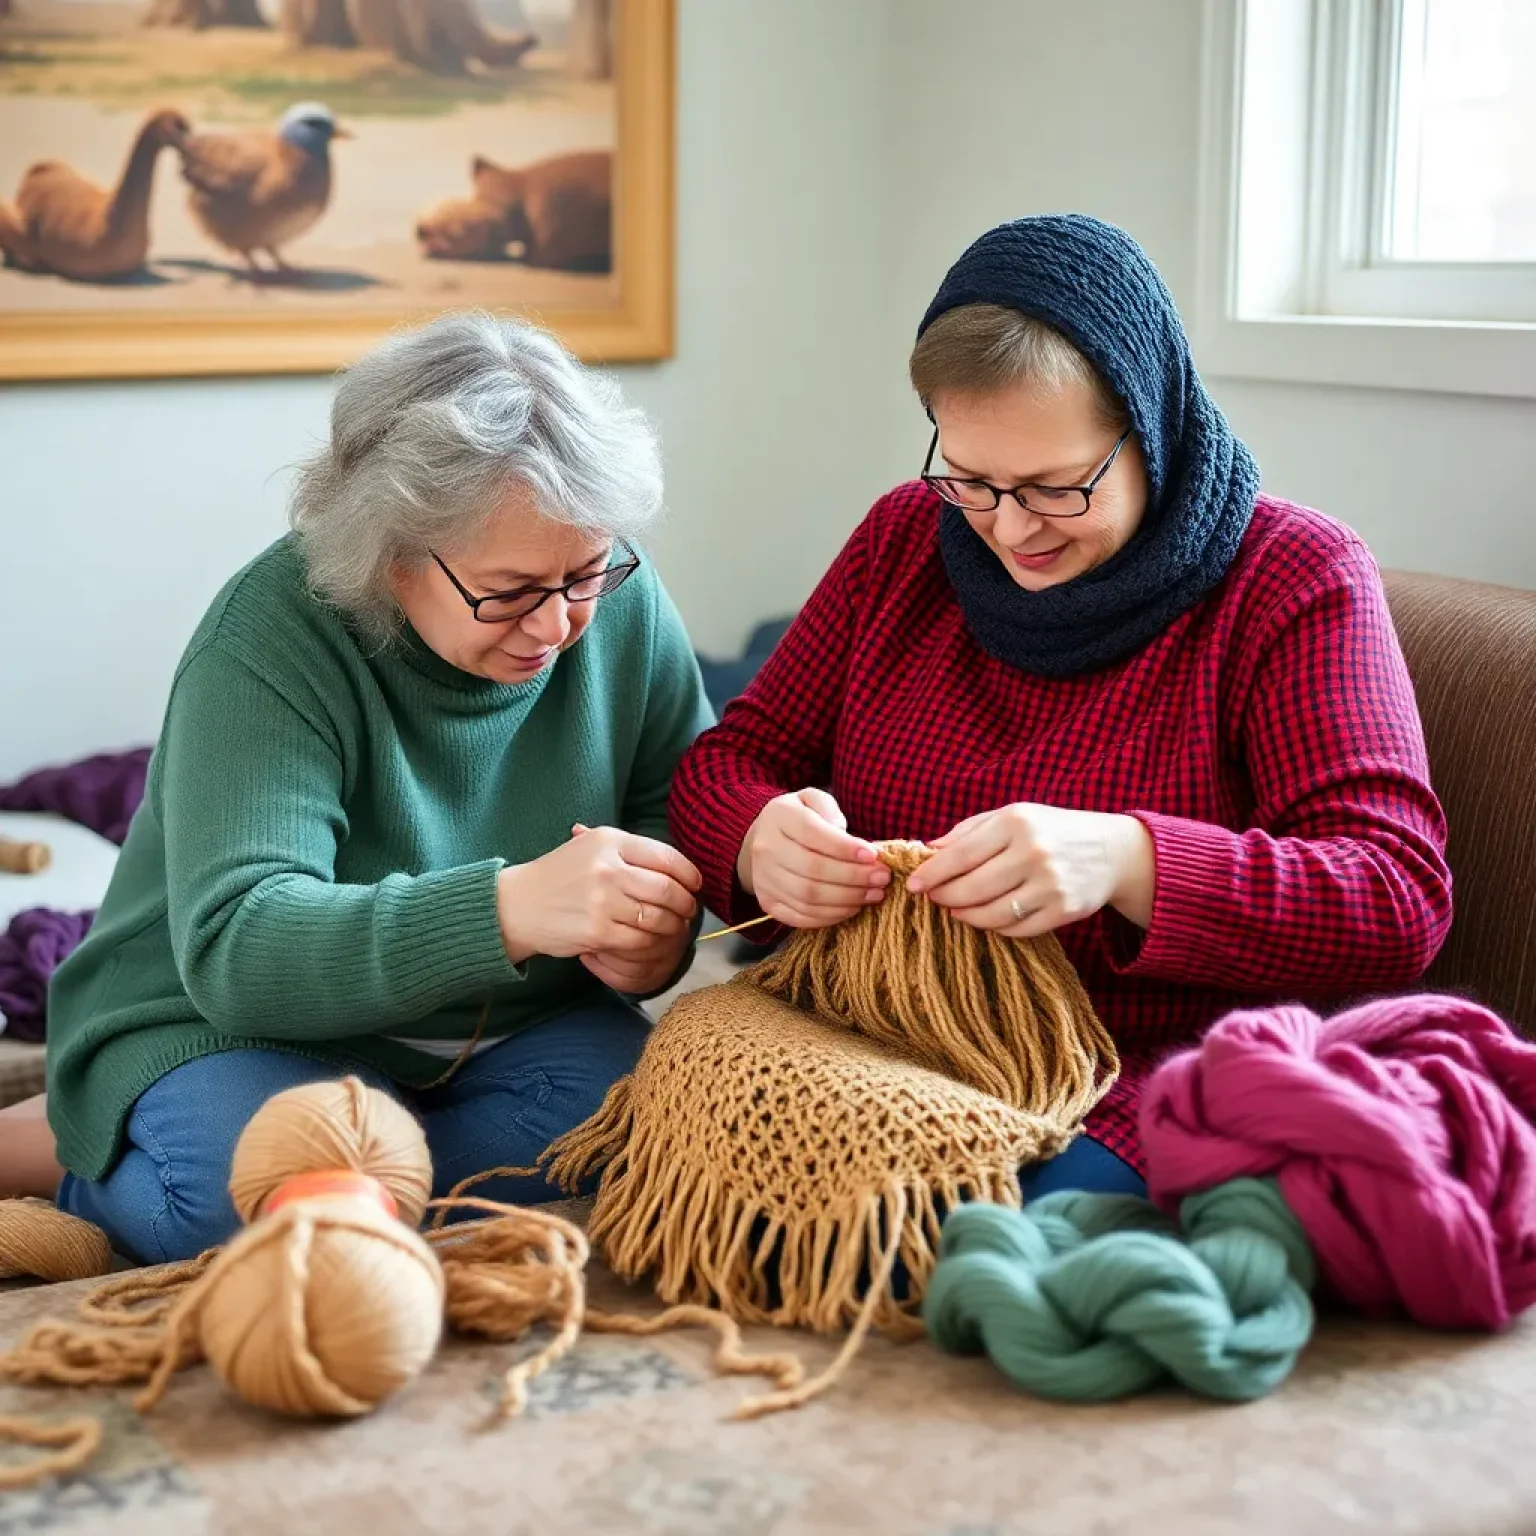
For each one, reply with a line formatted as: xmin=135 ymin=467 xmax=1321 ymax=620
xmin=736 ymin=788 xmax=889 ymax=929
xmin=497 ymin=826 xmax=702 ymax=965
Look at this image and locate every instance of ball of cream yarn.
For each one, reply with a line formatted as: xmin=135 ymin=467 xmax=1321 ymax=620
xmin=194 ymin=1078 xmax=443 ymax=1417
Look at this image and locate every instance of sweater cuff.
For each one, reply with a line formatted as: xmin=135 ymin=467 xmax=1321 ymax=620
xmin=1103 ymin=812 xmax=1239 ymax=981
xmin=704 ymin=785 xmax=785 ymax=928
xmin=382 ymin=859 xmax=526 ymax=1012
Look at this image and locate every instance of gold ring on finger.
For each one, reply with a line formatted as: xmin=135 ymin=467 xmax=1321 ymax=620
xmin=1009 ymin=896 xmax=1025 ymax=923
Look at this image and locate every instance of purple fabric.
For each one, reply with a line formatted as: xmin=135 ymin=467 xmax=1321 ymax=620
xmin=0 ymin=908 xmax=95 ymax=1043
xmin=0 ymin=746 xmax=150 ymax=1040
xmin=0 ymin=746 xmax=151 ymax=847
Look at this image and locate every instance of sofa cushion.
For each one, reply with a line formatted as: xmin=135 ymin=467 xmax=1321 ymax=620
xmin=1384 ymin=570 xmax=1536 ymax=1033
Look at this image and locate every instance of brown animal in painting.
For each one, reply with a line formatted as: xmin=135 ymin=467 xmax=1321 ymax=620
xmin=415 ymin=149 xmax=612 ymax=271
xmin=0 ymin=108 xmax=189 ymax=281
xmin=179 ymin=101 xmax=350 ymax=274
xmin=414 ymin=195 xmax=511 ymax=261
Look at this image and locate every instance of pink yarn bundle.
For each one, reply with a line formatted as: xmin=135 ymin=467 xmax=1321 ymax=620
xmin=1141 ymin=995 xmax=1536 ymax=1331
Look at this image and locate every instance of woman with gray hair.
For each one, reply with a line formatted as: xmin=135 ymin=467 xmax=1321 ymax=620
xmin=0 ymin=312 xmax=713 ymax=1265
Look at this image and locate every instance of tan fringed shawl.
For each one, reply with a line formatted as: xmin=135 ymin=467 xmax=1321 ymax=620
xmin=546 ymin=841 xmax=1118 ymax=1397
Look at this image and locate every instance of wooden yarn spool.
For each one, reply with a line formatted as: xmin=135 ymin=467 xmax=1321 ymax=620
xmin=0 ymin=837 xmax=51 ymax=875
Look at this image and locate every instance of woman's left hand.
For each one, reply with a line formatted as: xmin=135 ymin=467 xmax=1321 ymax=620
xmin=907 ymin=803 xmax=1155 ymax=936
xmin=579 ymin=930 xmax=691 ymax=995
xmin=566 ymin=822 xmax=693 ymax=995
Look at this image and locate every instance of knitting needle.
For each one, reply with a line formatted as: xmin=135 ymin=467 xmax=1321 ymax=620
xmin=697 ymin=914 xmax=777 ymax=944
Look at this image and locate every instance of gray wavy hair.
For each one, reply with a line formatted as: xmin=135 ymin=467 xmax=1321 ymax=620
xmin=290 ymin=311 xmax=663 ymax=642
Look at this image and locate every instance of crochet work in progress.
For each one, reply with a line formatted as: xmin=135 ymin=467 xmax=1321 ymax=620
xmin=546 ymin=842 xmax=1118 ymax=1406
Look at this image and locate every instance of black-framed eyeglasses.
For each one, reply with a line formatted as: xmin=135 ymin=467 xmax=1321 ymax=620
xmin=430 ymin=541 xmax=641 ymax=624
xmin=920 ymin=427 xmax=1132 ymax=518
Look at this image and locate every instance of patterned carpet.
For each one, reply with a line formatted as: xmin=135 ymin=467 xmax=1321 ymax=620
xmin=3 ymin=1248 xmax=1536 ymax=1535
xmin=6 ymin=945 xmax=1536 ymax=1532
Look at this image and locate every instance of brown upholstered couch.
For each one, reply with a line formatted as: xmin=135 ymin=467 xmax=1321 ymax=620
xmin=1384 ymin=570 xmax=1536 ymax=1034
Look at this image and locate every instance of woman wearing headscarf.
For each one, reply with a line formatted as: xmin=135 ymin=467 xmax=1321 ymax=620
xmin=669 ymin=215 xmax=1452 ymax=1197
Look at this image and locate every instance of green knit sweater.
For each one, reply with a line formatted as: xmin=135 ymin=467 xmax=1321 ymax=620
xmin=46 ymin=535 xmax=714 ymax=1181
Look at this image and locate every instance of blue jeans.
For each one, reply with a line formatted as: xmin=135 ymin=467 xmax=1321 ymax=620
xmin=58 ymin=998 xmax=650 ymax=1265
xmin=1020 ymin=1134 xmax=1146 ymax=1202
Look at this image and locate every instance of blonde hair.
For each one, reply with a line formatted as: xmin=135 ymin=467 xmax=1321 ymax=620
xmin=909 ymin=303 xmax=1129 ymax=431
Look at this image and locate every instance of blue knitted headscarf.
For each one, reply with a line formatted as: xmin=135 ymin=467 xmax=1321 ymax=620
xmin=917 ymin=214 xmax=1260 ymax=678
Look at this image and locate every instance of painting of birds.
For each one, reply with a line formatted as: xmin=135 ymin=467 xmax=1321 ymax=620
xmin=178 ymin=101 xmax=351 ymax=275
xmin=0 ymin=108 xmax=190 ymax=282
xmin=0 ymin=0 xmax=662 ymax=379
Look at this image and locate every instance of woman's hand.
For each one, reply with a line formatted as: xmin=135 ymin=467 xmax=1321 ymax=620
xmin=736 ymin=788 xmax=889 ymax=929
xmin=578 ymin=930 xmax=693 ymax=996
xmin=908 ymin=803 xmax=1155 ymax=937
xmin=496 ymin=826 xmax=703 ymax=989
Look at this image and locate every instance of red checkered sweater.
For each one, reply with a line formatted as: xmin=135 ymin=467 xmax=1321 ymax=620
xmin=668 ymin=486 xmax=1452 ymax=1171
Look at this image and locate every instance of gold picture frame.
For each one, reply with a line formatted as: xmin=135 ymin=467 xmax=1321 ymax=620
xmin=0 ymin=0 xmax=673 ymax=380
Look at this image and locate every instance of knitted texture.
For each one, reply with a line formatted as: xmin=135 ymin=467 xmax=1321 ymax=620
xmin=546 ymin=847 xmax=1117 ymax=1358
xmin=668 ymin=493 xmax=1451 ymax=1176
xmin=546 ymin=985 xmax=1071 ymax=1337
xmin=917 ymin=213 xmax=1260 ymax=678
xmin=924 ymin=1179 xmax=1316 ymax=1402
xmin=0 ymin=1081 xmax=810 ymax=1487
xmin=1142 ymin=994 xmax=1536 ymax=1330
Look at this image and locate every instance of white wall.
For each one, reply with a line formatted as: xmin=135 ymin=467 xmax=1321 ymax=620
xmin=882 ymin=0 xmax=1536 ymax=586
xmin=0 ymin=0 xmax=892 ymax=780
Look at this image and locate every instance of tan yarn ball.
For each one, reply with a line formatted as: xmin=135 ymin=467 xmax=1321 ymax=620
xmin=176 ymin=1077 xmax=445 ymax=1416
xmin=0 ymin=1201 xmax=113 ymax=1282
xmin=194 ymin=1197 xmax=444 ymax=1417
xmin=228 ymin=1077 xmax=433 ymax=1226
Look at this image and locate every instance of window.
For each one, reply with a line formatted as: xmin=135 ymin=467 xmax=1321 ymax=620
xmin=1385 ymin=0 xmax=1536 ymax=264
xmin=1195 ymin=0 xmax=1536 ymax=399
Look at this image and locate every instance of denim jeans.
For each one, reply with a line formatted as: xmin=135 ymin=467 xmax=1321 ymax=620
xmin=1019 ymin=1134 xmax=1146 ymax=1202
xmin=58 ymin=997 xmax=650 ymax=1265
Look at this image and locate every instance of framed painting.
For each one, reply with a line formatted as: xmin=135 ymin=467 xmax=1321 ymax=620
xmin=0 ymin=0 xmax=672 ymax=379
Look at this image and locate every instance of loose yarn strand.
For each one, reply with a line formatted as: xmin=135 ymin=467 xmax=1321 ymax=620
xmin=432 ymin=1172 xmax=812 ymax=1416
xmin=733 ymin=1182 xmax=910 ymax=1420
xmin=543 ymin=837 xmax=1119 ymax=1394
xmin=0 ymin=1414 xmax=102 ymax=1493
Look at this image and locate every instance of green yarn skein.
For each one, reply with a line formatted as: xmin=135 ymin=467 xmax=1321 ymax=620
xmin=922 ymin=1178 xmax=1316 ymax=1402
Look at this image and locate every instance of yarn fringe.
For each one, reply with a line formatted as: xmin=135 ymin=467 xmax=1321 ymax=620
xmin=545 ymin=1114 xmax=1024 ymax=1341
xmin=741 ymin=841 xmax=1119 ymax=1119
xmin=541 ymin=1077 xmax=635 ymax=1193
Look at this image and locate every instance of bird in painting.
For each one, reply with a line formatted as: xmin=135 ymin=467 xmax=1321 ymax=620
xmin=0 ymin=108 xmax=190 ymax=281
xmin=178 ymin=101 xmax=351 ymax=275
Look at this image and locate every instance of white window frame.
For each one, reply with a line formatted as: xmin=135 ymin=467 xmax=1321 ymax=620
xmin=1193 ymin=0 xmax=1536 ymax=400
